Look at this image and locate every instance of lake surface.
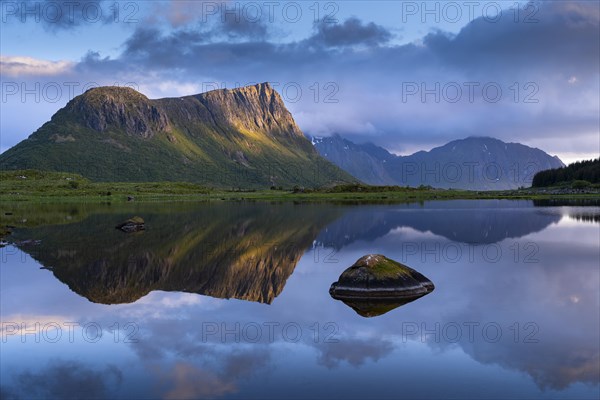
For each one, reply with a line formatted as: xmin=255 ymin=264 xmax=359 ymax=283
xmin=1 ymin=200 xmax=599 ymax=399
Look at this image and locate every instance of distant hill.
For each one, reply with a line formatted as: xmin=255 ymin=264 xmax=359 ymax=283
xmin=532 ymin=159 xmax=600 ymax=187
xmin=313 ymin=135 xmax=564 ymax=190
xmin=0 ymin=84 xmax=354 ymax=189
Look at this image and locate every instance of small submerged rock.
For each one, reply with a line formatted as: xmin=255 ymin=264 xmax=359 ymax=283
xmin=115 ymin=216 xmax=145 ymax=233
xmin=330 ymin=254 xmax=434 ymax=317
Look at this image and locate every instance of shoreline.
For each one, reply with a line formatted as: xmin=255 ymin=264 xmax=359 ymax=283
xmin=2 ymin=190 xmax=599 ymax=204
xmin=2 ymin=170 xmax=598 ymax=204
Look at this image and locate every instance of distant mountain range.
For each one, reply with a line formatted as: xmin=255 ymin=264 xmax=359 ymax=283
xmin=311 ymin=134 xmax=564 ymax=190
xmin=0 ymin=83 xmax=354 ymax=188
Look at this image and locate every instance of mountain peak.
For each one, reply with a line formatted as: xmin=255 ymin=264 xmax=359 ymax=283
xmin=80 ymin=86 xmax=150 ymax=103
xmin=196 ymin=82 xmax=303 ymax=139
xmin=237 ymin=81 xmax=273 ymax=91
xmin=65 ymin=86 xmax=168 ymax=138
xmin=209 ymin=82 xmax=274 ymax=97
xmin=459 ymin=136 xmax=502 ymax=143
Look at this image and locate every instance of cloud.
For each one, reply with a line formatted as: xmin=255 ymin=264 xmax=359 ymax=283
xmin=102 ymin=3 xmax=598 ymax=137
xmin=218 ymin=13 xmax=269 ymax=40
xmin=145 ymin=0 xmax=217 ymax=28
xmin=122 ymin=27 xmax=207 ymax=60
xmin=0 ymin=314 xmax=74 ymax=337
xmin=2 ymin=1 xmax=116 ymax=31
xmin=131 ymin=291 xmax=208 ymax=309
xmin=3 ymin=2 xmax=599 ymax=161
xmin=309 ymin=17 xmax=392 ymax=47
xmin=162 ymin=362 xmax=236 ymax=400
xmin=421 ymin=1 xmax=600 ymax=77
xmin=0 ymin=56 xmax=74 ymax=77
xmin=5 ymin=360 xmax=122 ymax=399
xmin=316 ymin=338 xmax=394 ymax=368
xmin=222 ymin=348 xmax=271 ymax=378
xmin=140 ymin=346 xmax=270 ymax=399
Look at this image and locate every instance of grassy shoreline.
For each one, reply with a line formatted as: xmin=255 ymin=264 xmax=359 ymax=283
xmin=2 ymin=169 xmax=599 ymax=203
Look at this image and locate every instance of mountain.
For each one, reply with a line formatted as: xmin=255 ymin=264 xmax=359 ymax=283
xmin=313 ymin=135 xmax=565 ymax=190
xmin=0 ymin=83 xmax=354 ymax=188
xmin=9 ymin=202 xmax=342 ymax=304
xmin=316 ymin=200 xmax=561 ymax=248
xmin=308 ymin=134 xmax=396 ymax=185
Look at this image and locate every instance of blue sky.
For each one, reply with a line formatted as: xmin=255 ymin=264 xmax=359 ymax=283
xmin=1 ymin=0 xmax=598 ymax=163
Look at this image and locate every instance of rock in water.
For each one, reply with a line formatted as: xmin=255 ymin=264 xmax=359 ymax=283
xmin=329 ymin=254 xmax=434 ymax=317
xmin=115 ymin=216 xmax=145 ymax=233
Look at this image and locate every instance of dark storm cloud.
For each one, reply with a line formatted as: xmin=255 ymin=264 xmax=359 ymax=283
xmin=12 ymin=1 xmax=599 ymax=158
xmin=218 ymin=13 xmax=269 ymax=40
xmin=121 ymin=36 xmax=282 ymax=74
xmin=123 ymin=27 xmax=209 ymax=60
xmin=104 ymin=2 xmax=599 ymax=76
xmin=422 ymin=1 xmax=600 ymax=77
xmin=308 ymin=17 xmax=392 ymax=47
xmin=80 ymin=2 xmax=597 ymax=87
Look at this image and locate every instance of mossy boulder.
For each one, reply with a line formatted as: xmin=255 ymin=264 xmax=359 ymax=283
xmin=330 ymin=255 xmax=434 ymax=317
xmin=115 ymin=216 xmax=145 ymax=233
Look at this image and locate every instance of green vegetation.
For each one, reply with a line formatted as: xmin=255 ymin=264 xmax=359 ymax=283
xmin=0 ymin=85 xmax=354 ymax=188
xmin=532 ymin=159 xmax=600 ymax=187
xmin=0 ymin=170 xmax=210 ymax=200
xmin=2 ymin=170 xmax=599 ymax=203
xmin=366 ymin=256 xmax=414 ymax=279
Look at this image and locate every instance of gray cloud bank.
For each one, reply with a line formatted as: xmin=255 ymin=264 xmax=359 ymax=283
xmin=2 ymin=1 xmax=598 ymax=159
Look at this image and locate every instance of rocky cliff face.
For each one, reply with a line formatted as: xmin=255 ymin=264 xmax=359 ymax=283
xmin=66 ymin=87 xmax=170 ymax=138
xmin=0 ymin=83 xmax=353 ymax=188
xmin=193 ymin=83 xmax=304 ymax=139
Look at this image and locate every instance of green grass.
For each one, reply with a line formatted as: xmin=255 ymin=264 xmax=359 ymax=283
xmin=349 ymin=255 xmax=416 ymax=279
xmin=1 ymin=169 xmax=599 ymax=204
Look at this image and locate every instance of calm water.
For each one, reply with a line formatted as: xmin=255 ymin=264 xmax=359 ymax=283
xmin=1 ymin=200 xmax=599 ymax=399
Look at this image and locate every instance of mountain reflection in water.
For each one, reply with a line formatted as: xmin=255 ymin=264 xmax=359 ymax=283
xmin=8 ymin=202 xmax=341 ymax=304
xmin=6 ymin=200 xmax=567 ymax=306
xmin=1 ymin=200 xmax=598 ymax=399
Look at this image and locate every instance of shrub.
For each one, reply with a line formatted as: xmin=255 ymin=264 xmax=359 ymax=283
xmin=572 ymin=180 xmax=591 ymax=189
